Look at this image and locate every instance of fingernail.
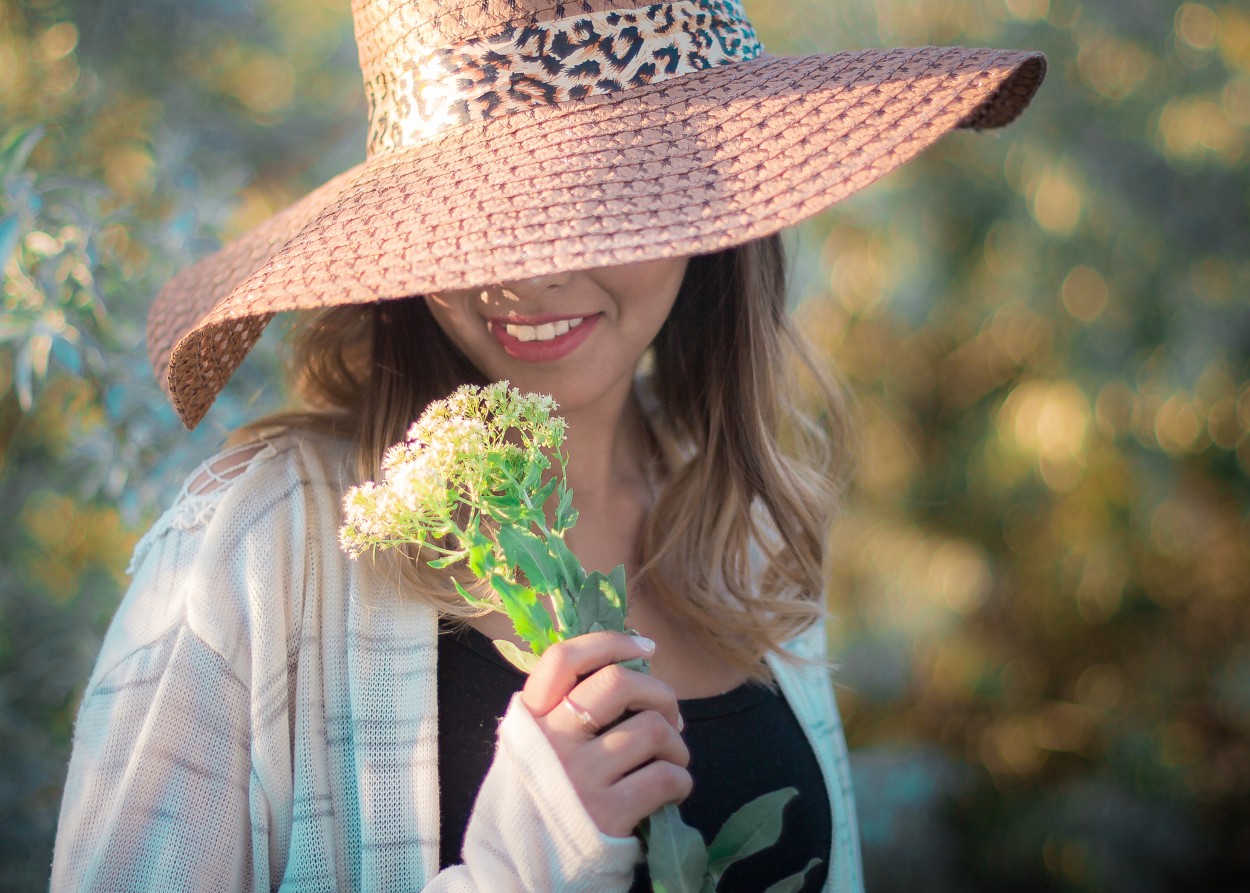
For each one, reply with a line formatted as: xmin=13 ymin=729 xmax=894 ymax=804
xmin=630 ymin=634 xmax=656 ymax=653
xmin=678 ymin=712 xmax=685 ymax=733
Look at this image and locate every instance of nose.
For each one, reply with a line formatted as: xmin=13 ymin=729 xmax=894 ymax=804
xmin=500 ymin=269 xmax=574 ymax=298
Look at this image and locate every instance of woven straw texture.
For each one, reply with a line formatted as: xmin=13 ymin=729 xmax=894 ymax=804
xmin=149 ymin=2 xmax=1046 ymax=429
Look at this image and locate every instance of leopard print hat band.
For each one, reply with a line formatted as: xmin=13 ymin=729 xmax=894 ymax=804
xmin=365 ymin=0 xmax=763 ymax=155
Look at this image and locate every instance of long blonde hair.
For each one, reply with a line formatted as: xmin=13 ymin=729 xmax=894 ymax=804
xmin=265 ymin=235 xmax=853 ymax=680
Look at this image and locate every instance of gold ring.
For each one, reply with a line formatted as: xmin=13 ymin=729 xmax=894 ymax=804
xmin=561 ymin=695 xmax=601 ymax=736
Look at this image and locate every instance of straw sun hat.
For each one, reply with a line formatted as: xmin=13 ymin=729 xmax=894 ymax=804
xmin=149 ymin=0 xmax=1047 ymax=429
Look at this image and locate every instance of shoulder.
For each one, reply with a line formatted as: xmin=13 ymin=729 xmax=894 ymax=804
xmin=129 ymin=427 xmax=355 ymax=572
xmin=91 ymin=428 xmax=358 ymax=696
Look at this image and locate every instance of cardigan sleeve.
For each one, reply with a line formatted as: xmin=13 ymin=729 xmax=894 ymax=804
xmin=50 ymin=624 xmax=260 ymax=891
xmin=425 ymin=694 xmax=641 ymax=892
xmin=50 ymin=441 xmax=287 ymax=892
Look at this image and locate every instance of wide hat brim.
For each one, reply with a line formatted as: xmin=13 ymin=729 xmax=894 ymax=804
xmin=149 ymin=46 xmax=1046 ymax=429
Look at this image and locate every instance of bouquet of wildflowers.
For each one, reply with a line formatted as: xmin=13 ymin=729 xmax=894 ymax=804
xmin=340 ymin=382 xmax=818 ymax=893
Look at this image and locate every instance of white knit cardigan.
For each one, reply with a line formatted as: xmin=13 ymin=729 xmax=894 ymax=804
xmin=51 ymin=429 xmax=863 ymax=892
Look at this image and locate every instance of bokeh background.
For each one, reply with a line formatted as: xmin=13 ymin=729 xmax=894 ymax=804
xmin=2 ymin=0 xmax=1248 ymax=889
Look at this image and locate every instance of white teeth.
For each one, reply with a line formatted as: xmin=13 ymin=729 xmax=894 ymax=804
xmin=503 ymin=317 xmax=585 ymax=342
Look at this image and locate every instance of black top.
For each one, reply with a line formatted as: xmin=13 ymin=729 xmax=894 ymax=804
xmin=436 ymin=621 xmax=831 ymax=892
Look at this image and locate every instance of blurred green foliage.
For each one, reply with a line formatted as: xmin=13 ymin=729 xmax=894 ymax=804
xmin=1 ymin=0 xmax=1247 ymax=890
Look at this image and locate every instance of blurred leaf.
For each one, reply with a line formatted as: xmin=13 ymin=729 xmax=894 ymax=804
xmin=490 ymin=638 xmax=540 ymax=674
xmin=761 ymin=859 xmax=822 ymax=893
xmin=0 ymin=215 xmax=20 ymax=269
xmin=645 ymin=803 xmax=709 ymax=893
xmin=707 ymin=788 xmax=798 ymax=884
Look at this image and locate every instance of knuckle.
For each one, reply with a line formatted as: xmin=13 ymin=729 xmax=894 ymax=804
xmin=657 ymin=762 xmax=693 ymax=799
xmin=669 ymin=735 xmax=691 ymax=768
xmin=541 ymin=641 xmax=575 ymax=676
xmin=637 ymin=710 xmax=669 ymax=744
xmin=598 ymin=663 xmax=629 ymax=688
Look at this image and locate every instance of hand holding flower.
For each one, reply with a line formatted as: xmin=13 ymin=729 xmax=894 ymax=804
xmin=522 ymin=631 xmax=692 ymax=839
xmin=339 ymin=382 xmax=818 ymax=893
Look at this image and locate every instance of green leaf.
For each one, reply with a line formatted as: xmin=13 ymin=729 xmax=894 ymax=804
xmin=451 ymin=578 xmax=490 ymax=610
xmin=427 ymin=552 xmax=465 ymax=570
xmin=554 ymin=484 xmax=579 ymax=532
xmin=546 ymin=533 xmax=586 ymax=593
xmin=576 ymin=571 xmax=627 ymax=635
xmin=522 ymin=459 xmax=543 ymax=491
xmin=644 ymin=804 xmax=708 ymax=893
xmin=619 ymin=656 xmax=650 ymax=674
xmin=706 ymin=788 xmax=798 ymax=884
xmin=492 ymin=638 xmax=541 ymax=674
xmin=532 ymin=475 xmax=558 ymax=510
xmin=466 ymin=542 xmax=497 ymax=577
xmin=465 ymin=523 xmax=497 ymax=577
xmin=607 ymin=563 xmax=628 ymax=612
xmin=760 ymin=858 xmax=822 ymax=893
xmin=488 ymin=575 xmax=554 ymax=650
xmin=497 ymin=524 xmax=559 ymax=593
xmin=482 ymin=492 xmax=524 ymax=524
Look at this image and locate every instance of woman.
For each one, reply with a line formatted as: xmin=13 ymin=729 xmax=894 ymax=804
xmin=52 ymin=1 xmax=1046 ymax=890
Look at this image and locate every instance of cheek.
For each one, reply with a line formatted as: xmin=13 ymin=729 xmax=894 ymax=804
xmin=602 ymin=257 xmax=688 ymax=325
xmin=424 ymin=294 xmax=477 ymax=349
xmin=636 ymin=256 xmax=689 ymax=298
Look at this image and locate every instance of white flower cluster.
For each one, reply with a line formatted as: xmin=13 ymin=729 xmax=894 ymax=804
xmin=339 ymin=382 xmax=567 ymax=558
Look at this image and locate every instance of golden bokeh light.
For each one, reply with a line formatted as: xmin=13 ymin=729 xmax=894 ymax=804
xmin=999 ymin=380 xmax=1090 ymax=464
xmin=1004 ymin=0 xmax=1050 ymax=23
xmin=38 ymin=21 xmax=77 ymax=60
xmin=1176 ymin=4 xmax=1220 ymax=50
xmin=1075 ymin=28 xmax=1154 ymax=101
xmin=1060 ymin=265 xmax=1109 ymax=321
xmin=1029 ymin=164 xmax=1084 ymax=236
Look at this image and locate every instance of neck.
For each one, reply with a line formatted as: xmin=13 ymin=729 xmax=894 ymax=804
xmin=544 ymin=377 xmax=659 ymax=603
xmin=559 ymin=377 xmax=651 ymax=506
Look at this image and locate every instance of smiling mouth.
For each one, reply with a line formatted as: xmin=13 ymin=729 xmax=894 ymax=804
xmin=501 ymin=316 xmax=588 ymax=343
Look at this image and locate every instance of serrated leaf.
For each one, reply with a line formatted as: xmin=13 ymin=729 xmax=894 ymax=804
xmin=492 ymin=638 xmax=541 ymax=674
xmin=466 ymin=540 xmax=496 ymax=577
xmin=497 ymin=524 xmax=559 ymax=593
xmin=465 ymin=523 xmax=497 ymax=577
xmin=488 ymin=575 xmax=553 ymax=650
xmin=706 ymin=788 xmax=798 ymax=883
xmin=482 ymin=492 xmax=524 ymax=524
xmin=645 ymin=804 xmax=708 ymax=893
xmin=760 ymin=858 xmax=821 ymax=893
